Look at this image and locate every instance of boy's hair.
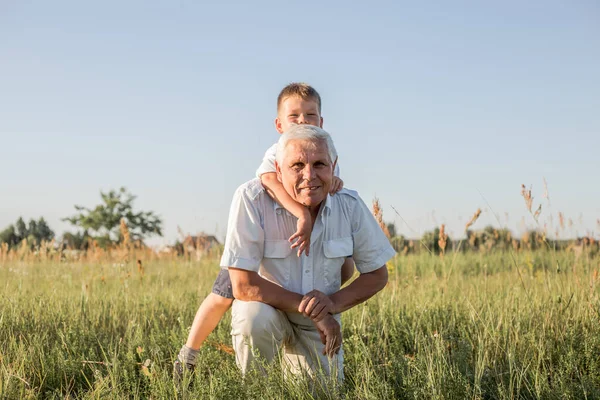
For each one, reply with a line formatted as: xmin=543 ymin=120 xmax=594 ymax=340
xmin=277 ymin=83 xmax=322 ymax=114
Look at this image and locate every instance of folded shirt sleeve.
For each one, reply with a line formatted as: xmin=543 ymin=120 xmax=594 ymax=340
xmin=220 ymin=183 xmax=264 ymax=272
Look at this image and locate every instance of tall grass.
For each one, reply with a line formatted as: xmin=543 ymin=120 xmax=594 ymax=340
xmin=1 ymin=247 xmax=599 ymax=399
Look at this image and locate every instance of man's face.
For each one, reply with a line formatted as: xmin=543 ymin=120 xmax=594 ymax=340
xmin=275 ymin=96 xmax=323 ymax=134
xmin=276 ymin=139 xmax=335 ymax=210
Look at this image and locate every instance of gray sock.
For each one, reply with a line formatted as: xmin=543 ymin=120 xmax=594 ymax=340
xmin=178 ymin=345 xmax=200 ymax=366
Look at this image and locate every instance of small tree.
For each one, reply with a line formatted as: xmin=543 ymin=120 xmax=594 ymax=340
xmin=63 ymin=187 xmax=162 ymax=247
xmin=0 ymin=225 xmax=19 ymax=248
xmin=15 ymin=217 xmax=27 ymax=239
xmin=34 ymin=218 xmax=55 ymax=244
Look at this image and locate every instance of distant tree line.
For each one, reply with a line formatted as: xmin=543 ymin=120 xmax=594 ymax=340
xmin=0 ymin=217 xmax=55 ymax=249
xmin=387 ymin=223 xmax=598 ymax=255
xmin=0 ymin=188 xmax=162 ymax=250
xmin=1 ymin=193 xmax=596 ymax=255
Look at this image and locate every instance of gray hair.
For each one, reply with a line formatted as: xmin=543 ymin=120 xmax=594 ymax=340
xmin=275 ymin=124 xmax=338 ymax=167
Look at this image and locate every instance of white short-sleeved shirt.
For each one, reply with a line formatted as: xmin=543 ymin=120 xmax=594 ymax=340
xmin=220 ymin=178 xmax=396 ymax=310
xmin=256 ymin=143 xmax=341 ymax=178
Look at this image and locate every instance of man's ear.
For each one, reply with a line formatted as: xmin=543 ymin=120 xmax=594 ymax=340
xmin=275 ymin=117 xmax=285 ymax=134
xmin=332 ymin=156 xmax=338 ymax=172
xmin=275 ymin=161 xmax=283 ymax=183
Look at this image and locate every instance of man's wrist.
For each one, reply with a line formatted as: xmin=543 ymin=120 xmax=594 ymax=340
xmin=329 ymin=299 xmax=339 ymax=315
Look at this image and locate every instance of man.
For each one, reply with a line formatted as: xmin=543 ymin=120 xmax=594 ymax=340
xmin=221 ymin=124 xmax=395 ymax=380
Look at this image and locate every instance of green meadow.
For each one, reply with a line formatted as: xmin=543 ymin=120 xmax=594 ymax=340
xmin=1 ymin=248 xmax=599 ymax=399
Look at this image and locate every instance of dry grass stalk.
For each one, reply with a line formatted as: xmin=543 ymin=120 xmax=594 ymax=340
xmin=372 ymin=198 xmax=390 ymax=238
xmin=533 ymin=204 xmax=542 ymax=222
xmin=542 ymin=177 xmax=550 ymax=203
xmin=120 ymin=218 xmax=130 ymax=248
xmin=559 ymin=212 xmax=565 ymax=230
xmin=512 ymin=239 xmax=519 ymax=251
xmin=137 ymin=259 xmax=144 ymax=277
xmin=211 ymin=341 xmax=235 ymax=355
xmin=521 ymin=184 xmax=533 ymax=213
xmin=438 ymin=224 xmax=448 ymax=255
xmin=465 ymin=208 xmax=482 ymax=232
xmin=0 ymin=242 xmax=8 ymax=262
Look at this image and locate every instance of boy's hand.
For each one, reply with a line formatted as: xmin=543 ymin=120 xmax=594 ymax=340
xmin=330 ymin=177 xmax=344 ymax=195
xmin=289 ymin=214 xmax=312 ymax=256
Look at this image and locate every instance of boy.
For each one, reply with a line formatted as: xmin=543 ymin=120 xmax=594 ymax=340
xmin=174 ymin=83 xmax=355 ymax=379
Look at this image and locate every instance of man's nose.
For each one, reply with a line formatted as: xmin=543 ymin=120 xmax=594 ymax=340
xmin=302 ymin=164 xmax=316 ymax=180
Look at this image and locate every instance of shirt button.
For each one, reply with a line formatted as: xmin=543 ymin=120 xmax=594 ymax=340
xmin=305 ymin=270 xmax=309 ymax=274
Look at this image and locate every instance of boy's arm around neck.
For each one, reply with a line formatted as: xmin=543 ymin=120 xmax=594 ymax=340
xmin=261 ymin=172 xmax=310 ymax=221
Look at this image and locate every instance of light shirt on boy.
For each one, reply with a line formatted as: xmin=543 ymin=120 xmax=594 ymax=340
xmin=255 ymin=143 xmax=340 ymax=178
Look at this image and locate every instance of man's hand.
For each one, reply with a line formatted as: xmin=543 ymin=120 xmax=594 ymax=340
xmin=330 ymin=177 xmax=344 ymax=195
xmin=289 ymin=214 xmax=312 ymax=256
xmin=298 ymin=290 xmax=335 ymax=321
xmin=314 ymin=314 xmax=342 ymax=357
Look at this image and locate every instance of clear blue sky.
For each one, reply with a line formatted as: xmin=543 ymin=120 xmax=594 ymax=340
xmin=1 ymin=0 xmax=599 ymax=245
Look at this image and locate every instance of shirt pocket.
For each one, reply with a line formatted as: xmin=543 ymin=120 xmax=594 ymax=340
xmin=322 ymin=237 xmax=353 ymax=294
xmin=262 ymin=240 xmax=293 ymax=288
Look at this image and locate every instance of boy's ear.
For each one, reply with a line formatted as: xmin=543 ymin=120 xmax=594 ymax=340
xmin=319 ymin=116 xmax=324 ymax=128
xmin=275 ymin=117 xmax=285 ymax=134
xmin=275 ymin=161 xmax=283 ymax=182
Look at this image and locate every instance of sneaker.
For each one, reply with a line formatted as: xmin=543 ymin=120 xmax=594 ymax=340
xmin=173 ymin=358 xmax=195 ymax=387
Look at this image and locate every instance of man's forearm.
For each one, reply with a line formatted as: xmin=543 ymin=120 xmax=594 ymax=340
xmin=261 ymin=173 xmax=309 ymax=220
xmin=329 ymin=265 xmax=388 ymax=314
xmin=229 ymin=267 xmax=304 ymax=313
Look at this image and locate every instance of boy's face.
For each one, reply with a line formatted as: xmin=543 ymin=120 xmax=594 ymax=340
xmin=275 ymin=96 xmax=323 ymax=134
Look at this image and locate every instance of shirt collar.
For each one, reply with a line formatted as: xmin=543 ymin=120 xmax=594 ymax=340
xmin=273 ymin=194 xmax=332 ymax=216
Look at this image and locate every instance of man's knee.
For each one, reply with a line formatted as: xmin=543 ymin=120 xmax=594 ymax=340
xmin=232 ymin=301 xmax=283 ymax=339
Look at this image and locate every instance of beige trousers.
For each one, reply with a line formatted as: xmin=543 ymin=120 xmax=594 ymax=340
xmin=230 ymin=300 xmax=343 ymax=381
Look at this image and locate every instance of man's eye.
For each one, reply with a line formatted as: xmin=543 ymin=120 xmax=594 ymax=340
xmin=289 ymin=114 xmax=298 ymax=118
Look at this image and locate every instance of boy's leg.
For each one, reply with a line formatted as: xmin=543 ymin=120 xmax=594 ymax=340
xmin=185 ymin=292 xmax=233 ymax=350
xmin=174 ymin=269 xmax=234 ymax=379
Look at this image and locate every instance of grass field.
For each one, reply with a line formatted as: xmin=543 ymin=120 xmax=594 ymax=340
xmin=1 ymin=248 xmax=599 ymax=399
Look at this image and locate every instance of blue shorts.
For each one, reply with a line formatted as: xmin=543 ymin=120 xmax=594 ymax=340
xmin=211 ymin=269 xmax=234 ymax=299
